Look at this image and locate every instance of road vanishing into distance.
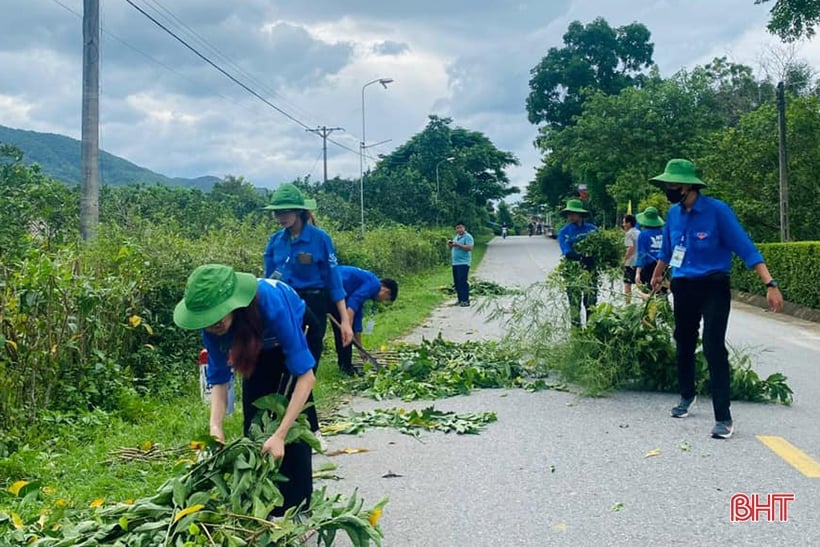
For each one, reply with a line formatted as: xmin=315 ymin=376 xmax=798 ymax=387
xmin=320 ymin=234 xmax=820 ymax=547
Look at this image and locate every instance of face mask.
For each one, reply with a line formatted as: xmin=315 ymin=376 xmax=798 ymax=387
xmin=665 ymin=187 xmax=685 ymax=204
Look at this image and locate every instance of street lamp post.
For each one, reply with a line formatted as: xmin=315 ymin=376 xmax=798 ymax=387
xmin=360 ymin=77 xmax=393 ymax=237
xmin=435 ymin=156 xmax=455 ymax=226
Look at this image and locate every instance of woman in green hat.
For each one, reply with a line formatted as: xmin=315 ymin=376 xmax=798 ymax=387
xmin=263 ymin=183 xmax=353 ymax=447
xmin=557 ymin=199 xmax=598 ymax=327
xmin=174 ymin=264 xmax=316 ymax=515
xmin=634 ymin=206 xmax=665 ymax=289
xmin=649 ymin=159 xmax=783 ymax=440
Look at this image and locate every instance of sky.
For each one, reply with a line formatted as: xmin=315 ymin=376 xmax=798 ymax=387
xmin=0 ymin=0 xmax=816 ymax=194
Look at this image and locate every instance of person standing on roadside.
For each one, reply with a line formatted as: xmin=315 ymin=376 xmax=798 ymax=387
xmin=263 ymin=183 xmax=353 ymax=448
xmin=621 ymin=214 xmax=640 ymax=303
xmin=174 ymin=264 xmax=315 ymax=515
xmin=449 ymin=221 xmax=474 ymax=307
xmin=634 ymin=206 xmax=665 ymax=291
xmin=330 ymin=265 xmax=399 ymax=375
xmin=557 ymin=199 xmax=598 ymax=327
xmin=649 ymin=159 xmax=784 ymax=440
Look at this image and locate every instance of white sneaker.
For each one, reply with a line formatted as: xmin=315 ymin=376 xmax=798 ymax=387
xmin=313 ymin=431 xmax=328 ymax=453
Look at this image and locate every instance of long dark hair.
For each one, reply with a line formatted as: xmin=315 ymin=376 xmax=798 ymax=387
xmin=228 ymin=296 xmax=263 ymax=377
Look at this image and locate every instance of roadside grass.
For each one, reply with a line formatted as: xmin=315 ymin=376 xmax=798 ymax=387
xmin=0 ymin=239 xmax=489 ymax=508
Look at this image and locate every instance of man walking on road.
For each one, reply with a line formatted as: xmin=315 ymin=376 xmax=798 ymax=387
xmin=650 ymin=159 xmax=784 ymax=440
xmin=622 ymin=214 xmax=640 ymax=303
xmin=449 ymin=221 xmax=474 ymax=307
xmin=558 ymin=199 xmax=598 ymax=327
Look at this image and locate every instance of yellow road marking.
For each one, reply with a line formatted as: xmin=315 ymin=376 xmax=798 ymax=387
xmin=756 ymin=435 xmax=820 ymax=478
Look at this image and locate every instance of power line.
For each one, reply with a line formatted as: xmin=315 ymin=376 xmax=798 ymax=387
xmin=306 ymin=126 xmax=343 ymax=182
xmin=123 ymin=0 xmax=313 ymax=130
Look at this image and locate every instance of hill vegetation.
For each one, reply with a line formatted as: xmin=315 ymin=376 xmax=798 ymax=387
xmin=0 ymin=124 xmax=221 ymax=190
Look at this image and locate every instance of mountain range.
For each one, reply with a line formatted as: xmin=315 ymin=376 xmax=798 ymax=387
xmin=0 ymin=124 xmax=221 ymax=191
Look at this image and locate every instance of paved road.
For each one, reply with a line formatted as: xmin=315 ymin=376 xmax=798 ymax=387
xmin=319 ymin=235 xmax=820 ymax=546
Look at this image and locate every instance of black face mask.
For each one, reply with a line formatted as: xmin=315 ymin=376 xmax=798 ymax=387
xmin=665 ymin=187 xmax=685 ymax=204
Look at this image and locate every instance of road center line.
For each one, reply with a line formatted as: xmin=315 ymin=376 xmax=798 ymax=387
xmin=756 ymin=435 xmax=820 ymax=478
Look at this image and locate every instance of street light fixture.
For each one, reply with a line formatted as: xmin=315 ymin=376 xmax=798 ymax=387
xmin=360 ymin=77 xmax=394 ymax=237
xmin=435 ymin=156 xmax=455 ymax=226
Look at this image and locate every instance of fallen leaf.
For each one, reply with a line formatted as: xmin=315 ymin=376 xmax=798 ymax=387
xmin=549 ymin=465 xmax=556 ymax=473
xmin=678 ymin=441 xmax=690 ymax=452
xmin=173 ymin=504 xmax=205 ymax=524
xmin=644 ymin=448 xmax=661 ymax=458
xmin=551 ymin=522 xmax=567 ymax=531
xmin=382 ymin=471 xmax=403 ymax=478
xmin=325 ymin=447 xmax=370 ymax=457
xmin=610 ymin=502 xmax=625 ymax=512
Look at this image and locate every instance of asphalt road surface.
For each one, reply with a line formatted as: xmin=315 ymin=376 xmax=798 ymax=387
xmin=319 ymin=234 xmax=820 ymax=547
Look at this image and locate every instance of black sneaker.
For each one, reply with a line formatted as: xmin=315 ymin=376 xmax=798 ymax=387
xmin=670 ymin=396 xmax=696 ymax=418
xmin=459 ymin=301 xmax=470 ymax=307
xmin=711 ymin=420 xmax=734 ymax=439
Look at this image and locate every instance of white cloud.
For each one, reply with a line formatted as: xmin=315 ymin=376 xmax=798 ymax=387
xmin=0 ymin=0 xmax=806 ymax=193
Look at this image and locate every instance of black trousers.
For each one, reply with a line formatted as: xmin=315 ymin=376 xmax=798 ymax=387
xmin=296 ymin=289 xmax=331 ymax=432
xmin=242 ymin=347 xmax=312 ymax=516
xmin=671 ymin=274 xmax=732 ymax=422
xmin=452 ymin=264 xmax=470 ymax=303
xmin=329 ymin=306 xmax=354 ymax=372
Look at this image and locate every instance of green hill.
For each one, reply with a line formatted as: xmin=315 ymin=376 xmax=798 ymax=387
xmin=0 ymin=124 xmax=220 ymax=191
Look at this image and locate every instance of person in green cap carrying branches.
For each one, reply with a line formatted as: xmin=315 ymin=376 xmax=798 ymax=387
xmin=174 ymin=264 xmax=316 ymax=515
xmin=649 ymin=159 xmax=784 ymax=440
xmin=557 ymin=199 xmax=598 ymax=327
xmin=263 ymin=183 xmax=353 ymax=451
xmin=634 ymin=206 xmax=666 ymax=292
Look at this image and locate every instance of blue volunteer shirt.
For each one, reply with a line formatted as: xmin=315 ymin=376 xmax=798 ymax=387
xmin=202 ymin=278 xmax=315 ymax=385
xmin=263 ymin=223 xmax=345 ymax=303
xmin=558 ymin=221 xmax=598 ymax=257
xmin=339 ymin=265 xmax=381 ymax=333
xmin=659 ymin=194 xmax=764 ymax=278
xmin=451 ymin=231 xmax=474 ymax=266
xmin=636 ymin=226 xmax=664 ymax=268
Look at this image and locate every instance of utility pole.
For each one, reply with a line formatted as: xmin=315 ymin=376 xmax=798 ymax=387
xmin=80 ymin=0 xmax=100 ymax=242
xmin=306 ymin=126 xmax=343 ymax=183
xmin=776 ymin=81 xmax=790 ymax=242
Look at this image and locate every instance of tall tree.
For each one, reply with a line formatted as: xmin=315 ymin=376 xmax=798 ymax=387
xmin=526 ymin=17 xmax=654 ymax=128
xmin=756 ymin=0 xmax=820 ymax=41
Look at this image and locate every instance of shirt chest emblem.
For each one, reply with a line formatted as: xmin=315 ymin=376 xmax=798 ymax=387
xmin=696 ymin=232 xmax=708 ymax=240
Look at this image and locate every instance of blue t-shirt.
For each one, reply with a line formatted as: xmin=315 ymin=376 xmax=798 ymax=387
xmin=263 ymin=223 xmax=345 ymax=303
xmin=636 ymin=226 xmax=664 ymax=268
xmin=451 ymin=231 xmax=474 ymax=266
xmin=659 ymin=194 xmax=764 ymax=279
xmin=558 ymin=221 xmax=598 ymax=256
xmin=202 ymin=279 xmax=315 ymax=385
xmin=339 ymin=265 xmax=381 ymax=333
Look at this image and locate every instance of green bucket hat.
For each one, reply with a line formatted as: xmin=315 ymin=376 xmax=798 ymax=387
xmin=636 ymin=206 xmax=665 ymax=228
xmin=173 ymin=264 xmax=258 ymax=330
xmin=561 ymin=199 xmax=589 ymax=215
xmin=263 ymin=183 xmax=317 ymax=211
xmin=649 ymin=159 xmax=707 ymax=187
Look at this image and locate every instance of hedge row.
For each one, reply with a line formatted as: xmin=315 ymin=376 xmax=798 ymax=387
xmin=731 ymin=241 xmax=819 ymax=309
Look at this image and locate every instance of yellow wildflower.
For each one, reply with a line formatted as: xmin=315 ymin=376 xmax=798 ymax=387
xmin=89 ymin=498 xmax=104 ymax=509
xmin=128 ymin=315 xmax=142 ymax=328
xmin=368 ymin=507 xmax=383 ymax=527
xmin=42 ymin=486 xmax=56 ymax=495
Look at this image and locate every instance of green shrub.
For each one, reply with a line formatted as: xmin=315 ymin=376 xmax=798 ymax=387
xmin=731 ymin=241 xmax=819 ymax=308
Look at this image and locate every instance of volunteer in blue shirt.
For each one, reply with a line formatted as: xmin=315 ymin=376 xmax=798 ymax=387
xmin=173 ymin=264 xmax=315 ymax=515
xmin=649 ymin=159 xmax=784 ymax=439
xmin=449 ymin=221 xmax=474 ymax=306
xmin=557 ymin=199 xmax=598 ymax=327
xmin=330 ymin=266 xmax=399 ymax=375
xmin=263 ymin=183 xmax=352 ymax=441
xmin=634 ymin=206 xmax=665 ymax=289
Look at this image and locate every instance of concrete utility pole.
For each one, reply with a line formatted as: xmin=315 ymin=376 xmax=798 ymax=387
xmin=306 ymin=126 xmax=343 ymax=183
xmin=80 ymin=0 xmax=100 ymax=241
xmin=776 ymin=81 xmax=790 ymax=242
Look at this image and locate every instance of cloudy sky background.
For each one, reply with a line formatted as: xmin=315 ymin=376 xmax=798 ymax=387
xmin=1 ymin=0 xmax=817 ymax=193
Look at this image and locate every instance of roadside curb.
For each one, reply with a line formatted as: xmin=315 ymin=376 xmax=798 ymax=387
xmin=732 ymin=290 xmax=820 ymax=323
